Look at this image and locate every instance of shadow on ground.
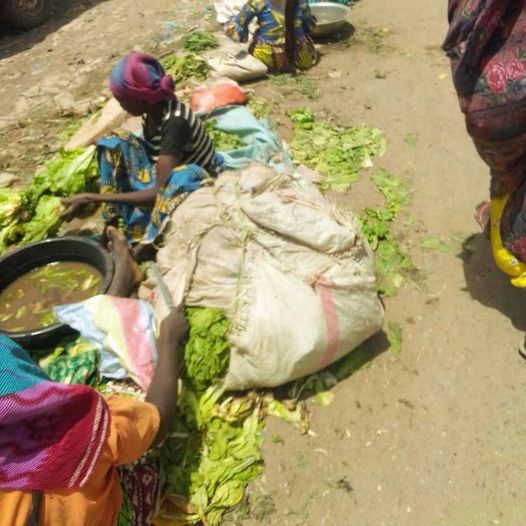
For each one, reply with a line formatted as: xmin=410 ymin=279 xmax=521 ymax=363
xmin=460 ymin=233 xmax=526 ymax=331
xmin=312 ymin=21 xmax=355 ymax=46
xmin=274 ymin=330 xmax=391 ymax=402
xmin=0 ymin=0 xmax=109 ymax=60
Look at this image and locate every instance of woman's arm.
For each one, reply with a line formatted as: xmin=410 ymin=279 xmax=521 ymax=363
xmin=146 ymin=308 xmax=188 ymax=447
xmin=61 ymin=153 xmax=180 ymax=217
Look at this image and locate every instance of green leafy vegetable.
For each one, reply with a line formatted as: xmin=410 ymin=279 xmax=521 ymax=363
xmin=183 ymin=30 xmax=218 ymax=53
xmin=315 ymin=390 xmax=335 ymax=407
xmin=161 ymin=53 xmax=209 ymax=83
xmin=160 ymin=385 xmax=264 ymax=525
xmin=0 ymin=190 xmax=27 ymax=228
xmin=374 ymin=238 xmax=414 ymax=297
xmin=204 ymin=119 xmax=245 ymax=151
xmin=247 ymin=97 xmax=275 ymax=120
xmin=359 ymin=170 xmax=414 ymax=296
xmin=28 ymin=146 xmax=97 ymax=202
xmin=404 ymin=133 xmax=418 ymax=146
xmin=21 ymin=196 xmax=63 ymax=243
xmin=288 ymin=109 xmax=386 ymax=192
xmin=387 ymin=321 xmax=402 ymax=355
xmin=420 ymin=232 xmax=468 ymax=256
xmin=183 ymin=307 xmax=231 ymax=392
xmin=0 ymin=147 xmax=98 ymax=254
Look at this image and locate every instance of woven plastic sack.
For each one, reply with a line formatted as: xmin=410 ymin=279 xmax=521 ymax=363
xmin=141 ymin=164 xmax=384 ymax=390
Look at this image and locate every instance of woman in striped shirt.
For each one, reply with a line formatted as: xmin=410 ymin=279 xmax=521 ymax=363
xmin=62 ymin=52 xmax=222 ymax=250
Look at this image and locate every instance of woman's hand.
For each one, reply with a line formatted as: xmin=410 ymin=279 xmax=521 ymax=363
xmin=60 ymin=193 xmax=100 ymax=218
xmin=159 ymin=307 xmax=189 ymax=345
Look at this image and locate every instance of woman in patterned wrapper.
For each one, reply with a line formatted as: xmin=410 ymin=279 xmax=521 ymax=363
xmin=224 ymin=0 xmax=317 ymax=73
xmin=0 ymin=227 xmax=186 ymax=526
xmin=61 ymin=52 xmax=222 ymax=256
xmin=444 ymin=1 xmax=526 ymax=350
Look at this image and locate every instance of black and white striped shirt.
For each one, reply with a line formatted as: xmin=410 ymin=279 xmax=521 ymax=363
xmin=142 ymin=99 xmax=217 ymax=173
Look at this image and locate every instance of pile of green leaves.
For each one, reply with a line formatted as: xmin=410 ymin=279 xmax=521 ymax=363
xmin=183 ymin=30 xmax=218 ymax=53
xmin=156 ymin=307 xmax=264 ymax=525
xmin=288 ymin=109 xmax=386 ymax=192
xmin=0 ymin=147 xmax=97 ymax=253
xmin=183 ymin=307 xmax=231 ymax=392
xmin=162 ymin=386 xmax=264 ymax=525
xmin=204 ymin=119 xmax=245 ymax=151
xmin=28 ymin=147 xmax=97 ymax=202
xmin=161 ymin=53 xmax=209 ymax=83
xmin=359 ymin=169 xmax=414 ymax=296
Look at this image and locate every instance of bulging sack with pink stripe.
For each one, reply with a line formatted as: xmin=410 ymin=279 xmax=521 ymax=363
xmin=144 ymin=163 xmax=384 ymax=390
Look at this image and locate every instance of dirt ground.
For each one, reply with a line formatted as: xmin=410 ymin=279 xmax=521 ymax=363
xmin=2 ymin=1 xmax=526 ymax=525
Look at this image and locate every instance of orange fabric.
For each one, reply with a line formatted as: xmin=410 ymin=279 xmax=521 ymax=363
xmin=0 ymin=394 xmax=160 ymax=526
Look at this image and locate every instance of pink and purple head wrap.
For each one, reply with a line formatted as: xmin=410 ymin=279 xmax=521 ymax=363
xmin=109 ymin=52 xmax=175 ymax=104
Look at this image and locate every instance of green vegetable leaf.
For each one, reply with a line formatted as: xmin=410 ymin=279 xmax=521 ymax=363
xmin=183 ymin=307 xmax=231 ymax=393
xmin=204 ymin=119 xmax=245 ymax=152
xmin=183 ymin=30 xmax=218 ymax=53
xmin=404 ymin=133 xmax=418 ymax=146
xmin=287 ymin=110 xmax=386 ymax=192
xmin=161 ymin=53 xmax=209 ymax=83
xmin=387 ymin=322 xmax=403 ymax=355
xmin=420 ymin=232 xmax=467 ymax=256
xmin=28 ymin=146 xmax=97 ymax=202
xmin=21 ymin=196 xmax=63 ymax=244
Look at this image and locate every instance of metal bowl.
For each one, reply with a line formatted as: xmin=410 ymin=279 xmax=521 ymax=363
xmin=310 ymin=2 xmax=351 ymax=38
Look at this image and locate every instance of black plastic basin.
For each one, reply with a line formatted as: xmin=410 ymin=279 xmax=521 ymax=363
xmin=0 ymin=236 xmax=114 ymax=350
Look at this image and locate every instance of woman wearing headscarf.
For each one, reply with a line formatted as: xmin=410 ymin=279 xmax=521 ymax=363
xmin=62 ymin=52 xmax=221 ymax=252
xmin=444 ymin=2 xmax=526 ymax=288
xmin=224 ymin=0 xmax=317 ymax=73
xmin=0 ymin=227 xmax=187 ymax=525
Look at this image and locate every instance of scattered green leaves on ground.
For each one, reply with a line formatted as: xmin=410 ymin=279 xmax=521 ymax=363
xmin=271 ymin=74 xmax=319 ymax=100
xmin=374 ymin=239 xmax=414 ymax=297
xmin=359 ymin=169 xmax=414 ymax=296
xmin=204 ymin=119 xmax=245 ymax=151
xmin=161 ymin=53 xmax=209 ymax=83
xmin=288 ymin=109 xmax=386 ymax=192
xmin=183 ymin=30 xmax=218 ymax=53
xmin=387 ymin=322 xmax=402 ymax=355
xmin=352 ymin=26 xmax=389 ymax=54
xmin=296 ymin=75 xmax=319 ymax=100
xmin=247 ymin=97 xmax=275 ymax=120
xmin=420 ymin=232 xmax=468 ymax=256
xmin=404 ymin=133 xmax=418 ymax=146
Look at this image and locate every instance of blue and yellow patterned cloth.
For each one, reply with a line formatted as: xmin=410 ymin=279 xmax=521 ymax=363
xmin=225 ymin=0 xmax=317 ymax=72
xmin=97 ymin=134 xmax=220 ymax=245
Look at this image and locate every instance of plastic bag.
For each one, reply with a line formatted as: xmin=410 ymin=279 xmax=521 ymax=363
xmin=191 ymin=79 xmax=247 ymax=114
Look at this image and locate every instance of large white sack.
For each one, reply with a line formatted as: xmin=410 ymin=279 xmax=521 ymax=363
xmin=214 ymin=0 xmax=245 ymax=24
xmin=143 ymin=164 xmax=384 ymax=390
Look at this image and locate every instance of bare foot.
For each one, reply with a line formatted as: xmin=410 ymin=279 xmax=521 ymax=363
xmin=106 ymin=226 xmax=144 ymax=297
